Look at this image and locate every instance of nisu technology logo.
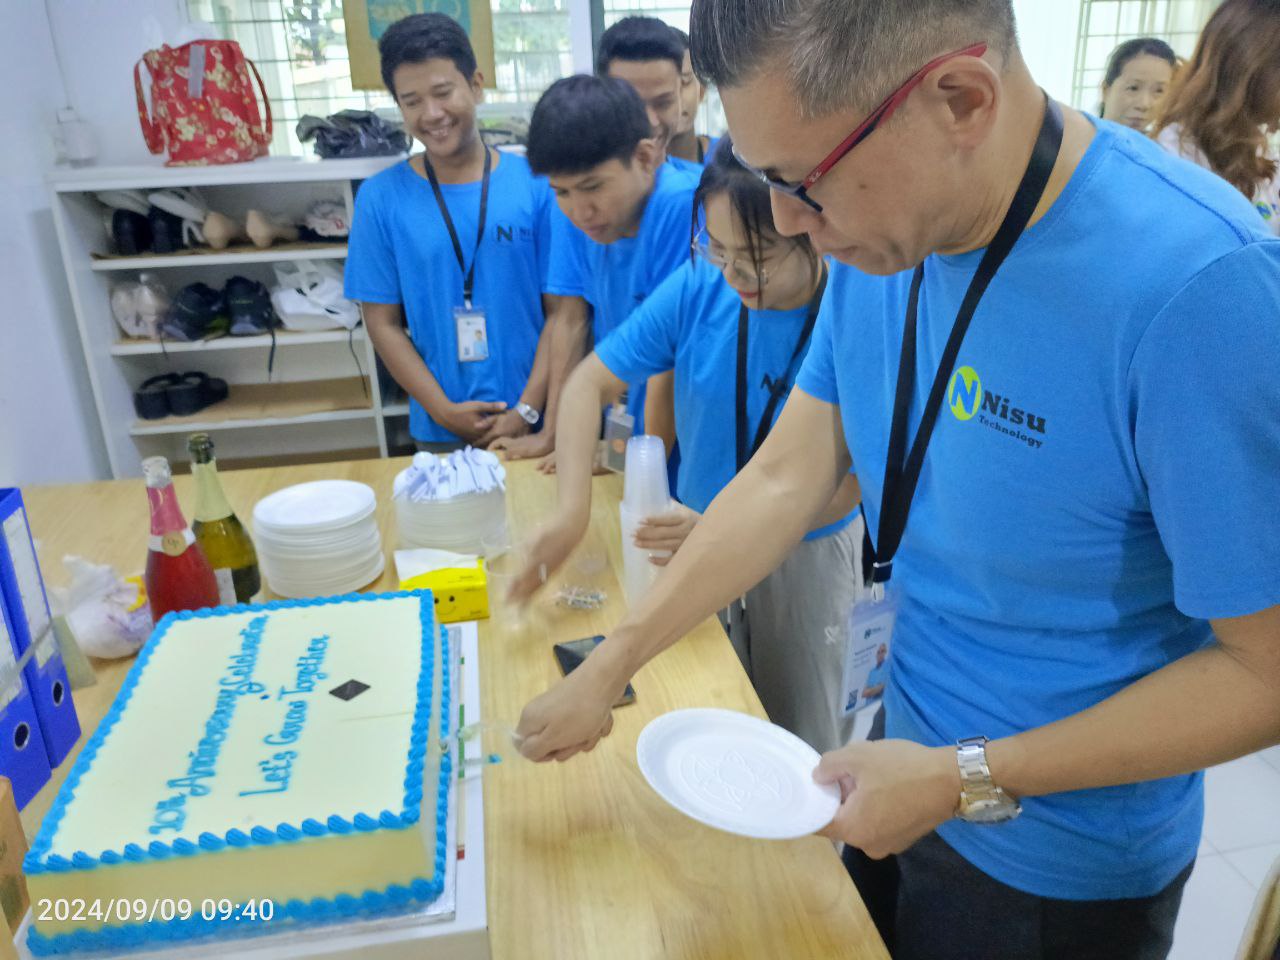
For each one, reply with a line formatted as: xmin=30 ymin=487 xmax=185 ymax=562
xmin=947 ymin=365 xmax=1047 ymax=449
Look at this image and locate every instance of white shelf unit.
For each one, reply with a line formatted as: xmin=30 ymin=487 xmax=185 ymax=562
xmin=49 ymin=155 xmax=413 ymax=478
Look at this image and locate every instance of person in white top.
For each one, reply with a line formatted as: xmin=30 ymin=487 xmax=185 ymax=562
xmin=1152 ymin=0 xmax=1280 ymax=235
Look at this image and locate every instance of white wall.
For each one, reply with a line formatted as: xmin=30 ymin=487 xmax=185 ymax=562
xmin=0 ymin=0 xmax=184 ymax=487
xmin=1013 ymin=0 xmax=1081 ymax=105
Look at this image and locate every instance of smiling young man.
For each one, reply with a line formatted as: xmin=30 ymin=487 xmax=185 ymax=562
xmin=511 ymin=2 xmax=1280 ymax=959
xmin=344 ymin=14 xmax=578 ymax=452
xmin=668 ymin=28 xmax=720 ymax=167
xmin=526 ymin=74 xmax=699 ymax=431
xmin=597 ymin=16 xmax=701 ymax=178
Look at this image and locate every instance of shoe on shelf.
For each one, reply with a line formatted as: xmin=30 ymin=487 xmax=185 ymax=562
xmin=111 ymin=209 xmax=153 ymax=256
xmin=132 ymin=371 xmax=229 ymax=420
xmin=224 ymin=276 xmax=278 ymax=336
xmin=161 ymin=282 xmax=224 ymax=341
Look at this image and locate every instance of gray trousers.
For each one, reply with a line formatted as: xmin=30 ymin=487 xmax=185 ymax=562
xmin=720 ymin=514 xmax=864 ymax=754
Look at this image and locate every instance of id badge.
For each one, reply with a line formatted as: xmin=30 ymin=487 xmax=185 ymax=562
xmin=455 ymin=306 xmax=489 ymax=362
xmin=839 ymin=584 xmax=898 ymax=718
xmin=602 ymin=402 xmax=635 ymax=472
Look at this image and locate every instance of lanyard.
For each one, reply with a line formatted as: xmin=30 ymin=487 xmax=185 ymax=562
xmin=867 ymin=96 xmax=1064 ymax=586
xmin=422 ymin=144 xmax=492 ymax=310
xmin=735 ymin=270 xmax=827 ymax=472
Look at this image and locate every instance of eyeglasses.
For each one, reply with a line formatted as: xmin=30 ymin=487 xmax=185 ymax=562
xmin=692 ymin=234 xmax=798 ymax=286
xmin=732 ymin=42 xmax=989 ymax=213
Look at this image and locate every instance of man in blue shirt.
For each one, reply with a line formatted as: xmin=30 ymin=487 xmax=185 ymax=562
xmin=344 ymin=13 xmax=582 ymax=451
xmin=523 ymin=75 xmax=699 ymax=434
xmin=597 ymin=17 xmax=700 ymax=177
xmin=669 ymin=28 xmax=720 ymax=168
xmin=512 ymin=2 xmax=1280 ymax=958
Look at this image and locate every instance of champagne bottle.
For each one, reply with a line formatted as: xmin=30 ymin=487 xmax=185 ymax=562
xmin=187 ymin=433 xmax=260 ymax=604
xmin=143 ymin=455 xmax=219 ymax=620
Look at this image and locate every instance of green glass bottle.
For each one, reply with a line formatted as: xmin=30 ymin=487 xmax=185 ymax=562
xmin=187 ymin=433 xmax=260 ymax=605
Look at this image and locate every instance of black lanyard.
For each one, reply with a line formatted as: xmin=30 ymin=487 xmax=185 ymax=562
xmin=867 ymin=96 xmax=1064 ymax=586
xmin=422 ymin=145 xmax=492 ymax=310
xmin=735 ymin=270 xmax=828 ymax=472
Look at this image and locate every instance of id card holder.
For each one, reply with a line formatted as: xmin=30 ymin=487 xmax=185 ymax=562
xmin=455 ymin=306 xmax=489 ymax=362
xmin=839 ymin=583 xmax=898 ymax=718
xmin=602 ymin=402 xmax=635 ymax=473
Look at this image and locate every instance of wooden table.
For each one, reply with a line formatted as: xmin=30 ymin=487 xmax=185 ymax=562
xmin=19 ymin=459 xmax=888 ymax=960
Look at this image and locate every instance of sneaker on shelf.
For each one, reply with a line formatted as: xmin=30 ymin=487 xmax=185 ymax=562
xmin=111 ymin=209 xmax=153 ymax=256
xmin=299 ymin=200 xmax=349 ymax=242
xmin=148 ymin=207 xmax=189 ymax=255
xmin=224 ymin=276 xmax=278 ymax=336
xmin=161 ymin=282 xmax=224 ymax=342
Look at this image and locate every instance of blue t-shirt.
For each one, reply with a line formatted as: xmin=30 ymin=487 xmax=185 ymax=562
xmin=546 ymin=163 xmax=699 ymax=427
xmin=669 ymin=154 xmax=704 ymax=176
xmin=595 ymin=258 xmax=851 ymax=540
xmin=795 ymin=119 xmax=1280 ymax=900
xmin=345 ymin=151 xmax=555 ymax=443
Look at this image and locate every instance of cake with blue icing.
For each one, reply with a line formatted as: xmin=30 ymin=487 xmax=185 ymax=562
xmin=23 ymin=589 xmax=452 ymax=955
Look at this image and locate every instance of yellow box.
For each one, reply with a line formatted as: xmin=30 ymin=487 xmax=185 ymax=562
xmin=399 ymin=561 xmax=489 ymax=623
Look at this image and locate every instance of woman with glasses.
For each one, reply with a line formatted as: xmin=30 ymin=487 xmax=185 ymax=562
xmin=516 ymin=138 xmax=863 ymax=752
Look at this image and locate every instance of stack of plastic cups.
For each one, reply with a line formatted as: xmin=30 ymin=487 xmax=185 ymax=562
xmin=619 ymin=435 xmax=672 ymax=605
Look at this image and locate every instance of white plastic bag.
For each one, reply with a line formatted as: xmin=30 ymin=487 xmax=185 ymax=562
xmin=48 ymin=557 xmax=152 ymax=659
xmin=270 ymin=260 xmax=359 ymax=331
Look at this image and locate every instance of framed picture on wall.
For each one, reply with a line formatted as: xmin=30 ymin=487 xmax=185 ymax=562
xmin=345 ymin=0 xmax=497 ymax=91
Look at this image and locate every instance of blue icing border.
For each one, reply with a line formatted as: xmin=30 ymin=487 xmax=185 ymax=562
xmin=25 ymin=591 xmax=453 ymax=956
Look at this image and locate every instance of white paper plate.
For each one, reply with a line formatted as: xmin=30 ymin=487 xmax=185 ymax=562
xmin=636 ymin=708 xmax=841 ymax=840
xmin=254 ymin=481 xmax=376 ymax=533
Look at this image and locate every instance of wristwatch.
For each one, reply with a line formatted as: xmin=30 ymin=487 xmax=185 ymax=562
xmin=515 ymin=402 xmax=541 ymax=426
xmin=954 ymin=736 xmax=1022 ymax=824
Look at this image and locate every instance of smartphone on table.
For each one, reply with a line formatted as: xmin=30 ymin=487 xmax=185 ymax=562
xmin=553 ymin=636 xmax=636 ymax=707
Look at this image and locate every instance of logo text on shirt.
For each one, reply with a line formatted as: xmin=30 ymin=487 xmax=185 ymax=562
xmin=947 ymin=365 xmax=1047 ymax=450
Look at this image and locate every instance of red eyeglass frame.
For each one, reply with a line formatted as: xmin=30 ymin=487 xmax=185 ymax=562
xmin=735 ymin=42 xmax=990 ymax=212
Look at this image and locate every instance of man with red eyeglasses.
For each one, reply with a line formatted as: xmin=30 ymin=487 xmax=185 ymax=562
xmin=512 ymin=3 xmax=1280 ymax=958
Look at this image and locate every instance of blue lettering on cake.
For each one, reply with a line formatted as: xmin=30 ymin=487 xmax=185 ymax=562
xmin=148 ymin=615 xmax=267 ymax=833
xmin=277 ymin=635 xmax=330 ymax=698
xmin=264 ymin=700 xmax=307 ymax=745
xmin=238 ymin=751 xmax=297 ymax=797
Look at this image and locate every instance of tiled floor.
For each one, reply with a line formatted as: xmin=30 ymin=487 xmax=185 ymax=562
xmin=1169 ymin=746 xmax=1280 ymax=960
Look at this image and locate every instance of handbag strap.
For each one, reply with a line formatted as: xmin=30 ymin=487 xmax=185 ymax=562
xmin=133 ymin=56 xmax=165 ymax=155
xmin=245 ymin=57 xmax=273 ymax=144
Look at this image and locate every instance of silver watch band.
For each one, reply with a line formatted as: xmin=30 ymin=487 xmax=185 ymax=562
xmin=955 ymin=736 xmax=1021 ymax=823
xmin=515 ymin=402 xmax=540 ymax=425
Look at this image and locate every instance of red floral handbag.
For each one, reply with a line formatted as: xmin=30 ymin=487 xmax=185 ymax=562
xmin=134 ymin=40 xmax=272 ymax=166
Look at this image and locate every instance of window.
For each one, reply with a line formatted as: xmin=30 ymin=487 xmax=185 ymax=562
xmin=187 ymin=0 xmax=572 ymax=154
xmin=1071 ymin=0 xmax=1221 ymax=109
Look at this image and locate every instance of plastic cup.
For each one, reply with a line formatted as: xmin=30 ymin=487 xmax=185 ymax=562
xmin=623 ymin=435 xmax=671 ymax=515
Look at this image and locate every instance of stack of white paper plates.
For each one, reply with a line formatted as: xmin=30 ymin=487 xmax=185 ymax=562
xmin=252 ymin=480 xmax=385 ymax=598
